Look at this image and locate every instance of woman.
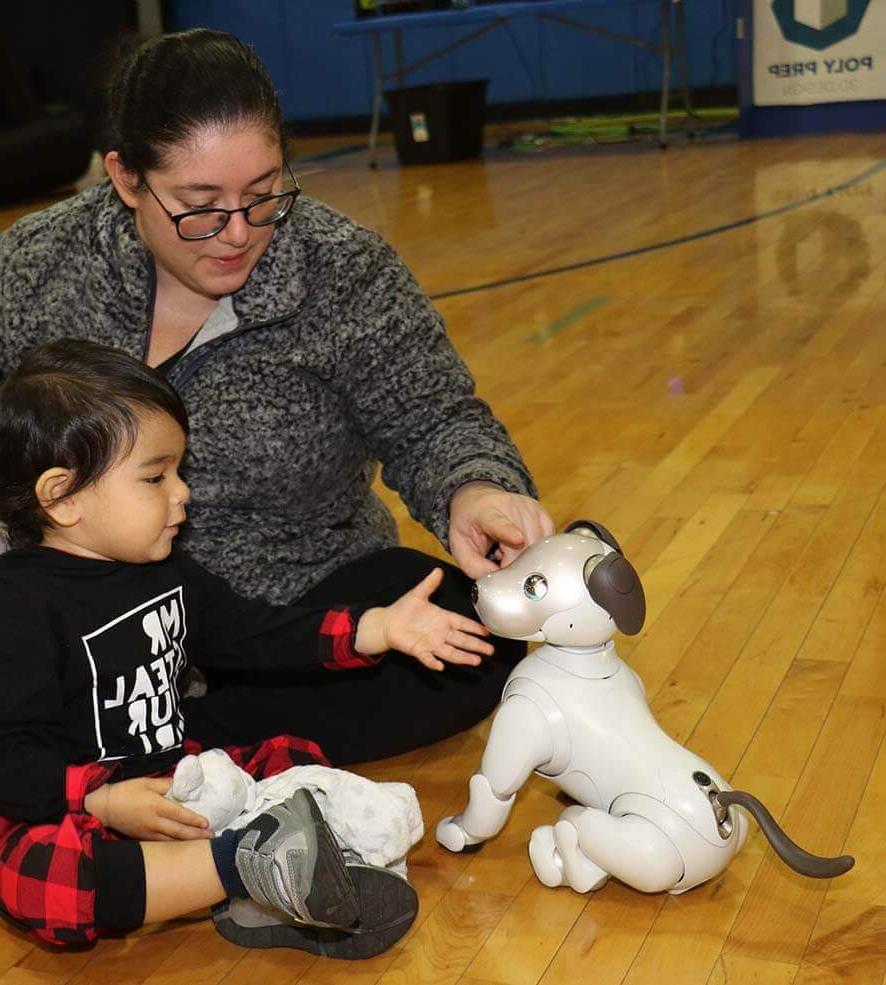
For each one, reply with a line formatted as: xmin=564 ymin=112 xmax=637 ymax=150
xmin=0 ymin=28 xmax=554 ymax=764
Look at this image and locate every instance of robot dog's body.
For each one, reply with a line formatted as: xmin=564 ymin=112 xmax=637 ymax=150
xmin=436 ymin=523 xmax=852 ymax=895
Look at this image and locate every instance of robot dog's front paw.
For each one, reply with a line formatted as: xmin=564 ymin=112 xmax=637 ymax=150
xmin=436 ymin=816 xmax=482 ymax=852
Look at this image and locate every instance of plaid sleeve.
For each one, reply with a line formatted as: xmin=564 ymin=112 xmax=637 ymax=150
xmin=319 ymin=607 xmax=382 ymax=671
xmin=65 ymin=763 xmax=119 ymax=814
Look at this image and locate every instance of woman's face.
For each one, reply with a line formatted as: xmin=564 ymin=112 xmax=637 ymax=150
xmin=119 ymin=124 xmax=285 ymax=300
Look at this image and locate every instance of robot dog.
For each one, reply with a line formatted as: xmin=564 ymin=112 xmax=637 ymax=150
xmin=436 ymin=521 xmax=853 ymax=895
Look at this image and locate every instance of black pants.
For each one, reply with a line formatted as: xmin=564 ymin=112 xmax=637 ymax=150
xmin=184 ymin=548 xmax=525 ymax=764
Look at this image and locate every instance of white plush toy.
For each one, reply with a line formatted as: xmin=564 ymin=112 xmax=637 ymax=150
xmin=169 ymin=749 xmax=258 ymax=833
xmin=168 ymin=750 xmax=424 ymax=871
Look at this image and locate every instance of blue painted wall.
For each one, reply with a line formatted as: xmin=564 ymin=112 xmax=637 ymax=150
xmin=168 ymin=1 xmax=736 ymax=121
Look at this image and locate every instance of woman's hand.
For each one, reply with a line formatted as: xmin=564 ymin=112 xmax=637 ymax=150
xmin=354 ymin=567 xmax=494 ymax=671
xmin=84 ymin=778 xmax=213 ymax=841
xmin=448 ymin=481 xmax=556 ymax=578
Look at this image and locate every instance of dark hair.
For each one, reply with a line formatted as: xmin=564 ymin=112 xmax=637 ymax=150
xmin=0 ymin=340 xmax=189 ymax=549
xmin=103 ymin=28 xmax=285 ymax=175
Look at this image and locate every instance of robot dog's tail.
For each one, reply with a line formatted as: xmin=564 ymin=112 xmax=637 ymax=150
xmin=715 ymin=790 xmax=854 ymax=878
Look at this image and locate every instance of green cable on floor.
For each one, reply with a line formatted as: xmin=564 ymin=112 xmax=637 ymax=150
xmin=505 ymin=107 xmax=739 ymax=150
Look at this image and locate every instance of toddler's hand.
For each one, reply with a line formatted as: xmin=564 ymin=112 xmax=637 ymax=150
xmin=85 ymin=777 xmax=213 ymax=841
xmin=355 ymin=567 xmax=494 ymax=671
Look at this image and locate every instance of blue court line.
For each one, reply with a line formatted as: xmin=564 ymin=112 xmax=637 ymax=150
xmin=429 ymin=158 xmax=886 ymax=302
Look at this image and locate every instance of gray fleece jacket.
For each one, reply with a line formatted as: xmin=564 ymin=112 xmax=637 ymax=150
xmin=0 ymin=182 xmax=534 ymax=603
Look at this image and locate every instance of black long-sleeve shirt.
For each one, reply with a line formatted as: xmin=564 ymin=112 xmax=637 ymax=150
xmin=0 ymin=546 xmax=376 ymax=824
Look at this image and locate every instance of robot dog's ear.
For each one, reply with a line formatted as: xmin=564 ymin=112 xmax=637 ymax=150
xmin=565 ymin=519 xmax=623 ymax=554
xmin=584 ymin=553 xmax=646 ymax=635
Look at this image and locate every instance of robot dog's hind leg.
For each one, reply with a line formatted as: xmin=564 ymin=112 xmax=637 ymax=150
xmin=529 ymin=819 xmax=609 ymax=893
xmin=554 ymin=817 xmax=610 ymax=892
xmin=555 ymin=805 xmax=684 ymax=894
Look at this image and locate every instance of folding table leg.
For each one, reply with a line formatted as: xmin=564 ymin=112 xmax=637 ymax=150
xmin=658 ymin=0 xmax=672 ymax=147
xmin=369 ymin=33 xmax=384 ymax=168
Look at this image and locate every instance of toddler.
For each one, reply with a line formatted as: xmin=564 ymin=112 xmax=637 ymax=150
xmin=0 ymin=339 xmax=492 ymax=955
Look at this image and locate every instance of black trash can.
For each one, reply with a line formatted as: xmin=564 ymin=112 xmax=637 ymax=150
xmin=384 ymin=79 xmax=489 ymax=165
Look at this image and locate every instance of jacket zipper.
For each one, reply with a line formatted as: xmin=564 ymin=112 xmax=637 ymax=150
xmin=168 ymin=312 xmax=300 ymax=389
xmin=141 ymin=260 xmax=158 ymax=363
xmin=142 ymin=254 xmax=299 ymax=389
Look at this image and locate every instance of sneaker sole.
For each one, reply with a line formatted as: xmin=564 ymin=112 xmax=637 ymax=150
xmin=213 ymin=865 xmax=419 ymax=960
xmin=291 ymin=789 xmax=360 ymax=928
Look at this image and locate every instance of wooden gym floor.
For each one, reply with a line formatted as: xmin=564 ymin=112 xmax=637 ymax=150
xmin=1 ymin=123 xmax=885 ymax=983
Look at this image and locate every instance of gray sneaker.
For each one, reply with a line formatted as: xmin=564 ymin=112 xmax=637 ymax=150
xmin=213 ymin=861 xmax=419 ymax=960
xmin=234 ymin=788 xmax=359 ymax=928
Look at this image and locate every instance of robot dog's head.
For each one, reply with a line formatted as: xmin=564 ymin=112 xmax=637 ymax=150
xmin=472 ymin=520 xmax=645 ymax=646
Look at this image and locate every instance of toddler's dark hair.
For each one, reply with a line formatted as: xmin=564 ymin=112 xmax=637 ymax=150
xmin=0 ymin=339 xmax=189 ymax=549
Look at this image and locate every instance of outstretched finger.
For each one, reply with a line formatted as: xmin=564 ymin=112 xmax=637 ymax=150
xmin=452 ymin=614 xmax=490 ymax=637
xmin=415 ymin=649 xmax=445 ymax=672
xmin=408 ymin=567 xmax=445 ymax=601
xmin=447 ymin=631 xmax=494 ymax=657
xmin=436 ymin=643 xmax=483 ymax=667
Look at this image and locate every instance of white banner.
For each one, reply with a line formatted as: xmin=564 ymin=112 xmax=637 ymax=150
xmin=753 ymin=0 xmax=886 ymax=105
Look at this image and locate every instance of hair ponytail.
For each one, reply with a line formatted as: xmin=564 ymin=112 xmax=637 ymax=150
xmin=102 ymin=28 xmax=285 ymax=175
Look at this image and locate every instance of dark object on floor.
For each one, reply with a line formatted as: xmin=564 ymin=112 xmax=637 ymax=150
xmin=385 ymin=79 xmax=488 ymax=165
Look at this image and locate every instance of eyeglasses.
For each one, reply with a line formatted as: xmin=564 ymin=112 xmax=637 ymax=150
xmin=142 ymin=160 xmax=301 ymax=241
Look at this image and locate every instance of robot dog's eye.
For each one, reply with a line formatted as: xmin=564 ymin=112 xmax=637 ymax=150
xmin=523 ymin=574 xmax=548 ymax=600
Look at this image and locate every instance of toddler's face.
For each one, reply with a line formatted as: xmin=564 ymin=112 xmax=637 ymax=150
xmin=64 ymin=410 xmax=189 ymax=563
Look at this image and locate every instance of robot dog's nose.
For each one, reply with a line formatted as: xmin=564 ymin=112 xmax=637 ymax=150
xmin=470 ymin=583 xmax=480 ymax=607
